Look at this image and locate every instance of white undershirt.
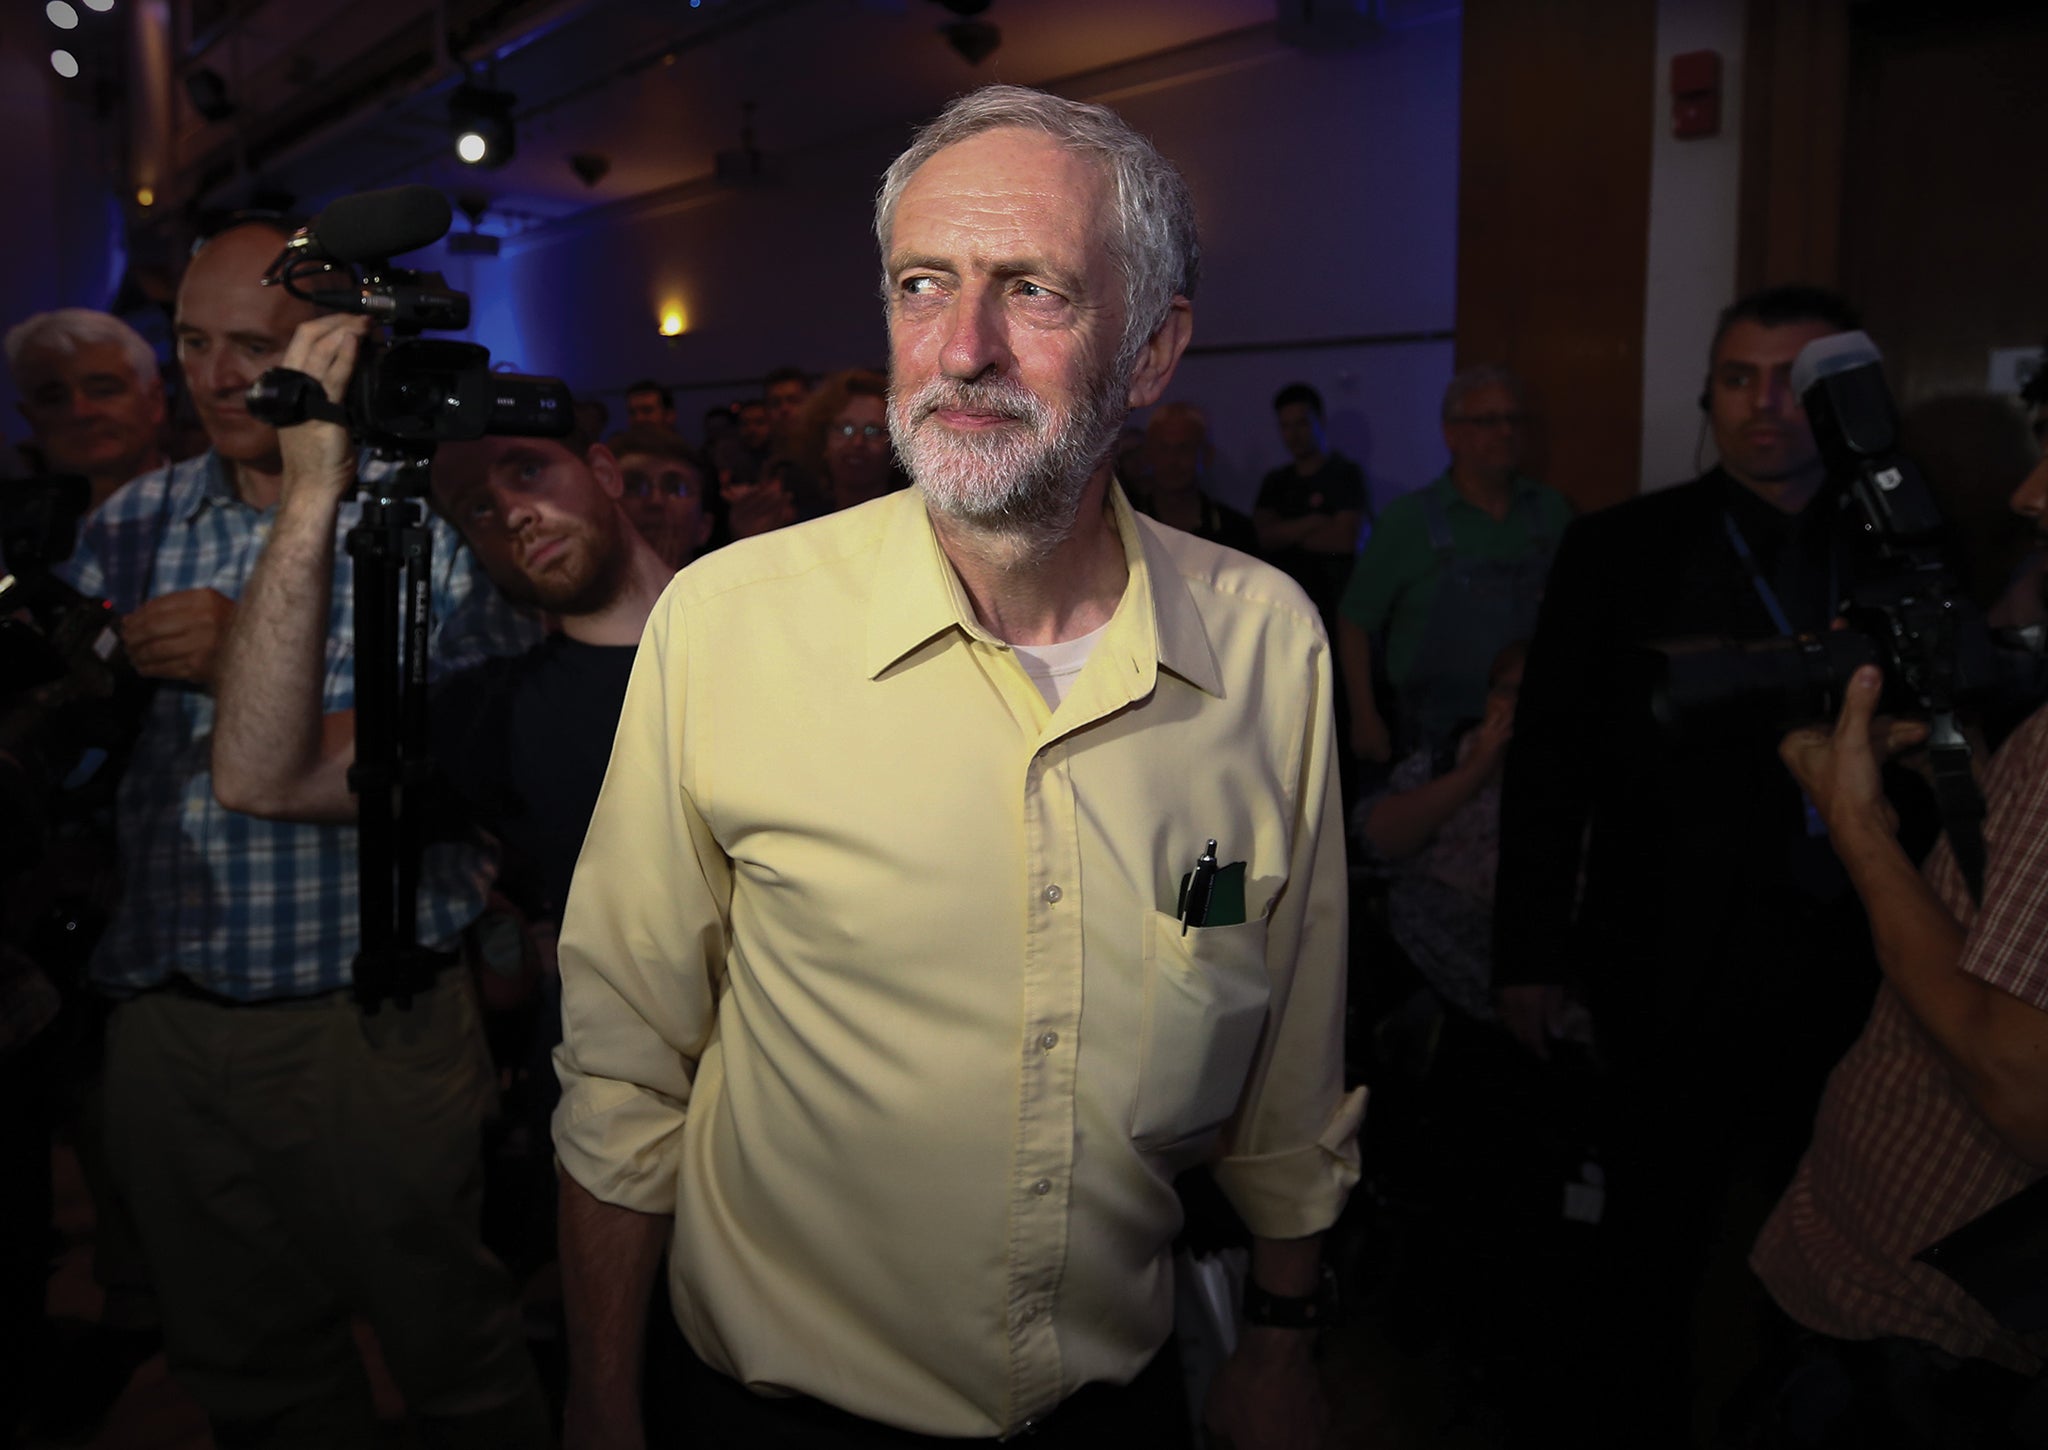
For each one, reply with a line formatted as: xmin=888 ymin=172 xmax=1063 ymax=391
xmin=1010 ymin=621 xmax=1109 ymax=709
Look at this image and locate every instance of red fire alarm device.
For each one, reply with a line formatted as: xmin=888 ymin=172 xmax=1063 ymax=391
xmin=1672 ymin=49 xmax=1722 ymax=139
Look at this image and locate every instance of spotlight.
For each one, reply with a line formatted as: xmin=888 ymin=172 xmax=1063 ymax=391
xmin=51 ymin=49 xmax=79 ymax=78
xmin=450 ymin=85 xmax=516 ymax=168
xmin=47 ymin=3 xmax=80 ymax=30
xmin=84 ymin=0 xmax=114 ymax=10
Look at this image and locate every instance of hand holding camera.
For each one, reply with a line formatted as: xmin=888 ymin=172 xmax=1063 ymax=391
xmin=274 ymin=313 xmax=374 ymax=508
xmin=1779 ymin=661 xmax=1932 ymax=855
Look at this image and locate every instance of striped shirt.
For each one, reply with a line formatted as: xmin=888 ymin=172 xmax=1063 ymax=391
xmin=1751 ymin=704 xmax=2048 ymax=1373
xmin=58 ymin=451 xmax=537 ymax=1001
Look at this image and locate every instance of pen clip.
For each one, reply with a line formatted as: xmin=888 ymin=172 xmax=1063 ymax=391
xmin=1181 ymin=838 xmax=1220 ymax=935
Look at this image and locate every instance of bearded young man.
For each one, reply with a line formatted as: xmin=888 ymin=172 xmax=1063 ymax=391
xmin=551 ymin=86 xmax=1361 ymax=1450
xmin=212 ymin=310 xmax=674 ymax=934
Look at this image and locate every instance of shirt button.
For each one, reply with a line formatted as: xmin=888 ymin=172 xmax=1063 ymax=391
xmin=1039 ymin=1031 xmax=1059 ymax=1052
xmin=1032 ymin=1178 xmax=1052 ymax=1196
xmin=1043 ymin=884 xmax=1062 ymax=904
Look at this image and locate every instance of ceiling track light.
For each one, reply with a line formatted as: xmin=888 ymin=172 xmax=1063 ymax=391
xmin=450 ymin=84 xmax=516 ymax=168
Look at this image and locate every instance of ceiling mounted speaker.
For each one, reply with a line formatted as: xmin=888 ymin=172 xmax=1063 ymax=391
xmin=943 ymin=19 xmax=1000 ymax=64
xmin=184 ymin=65 xmax=236 ymax=122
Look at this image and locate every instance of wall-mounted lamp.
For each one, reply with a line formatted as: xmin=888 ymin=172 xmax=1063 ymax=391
xmin=658 ymin=304 xmax=688 ymax=338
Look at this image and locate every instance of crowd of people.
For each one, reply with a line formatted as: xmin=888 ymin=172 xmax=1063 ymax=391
xmin=1 ymin=79 xmax=2045 ymax=1450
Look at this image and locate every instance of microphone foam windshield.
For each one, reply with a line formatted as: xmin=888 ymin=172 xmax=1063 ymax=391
xmin=311 ymin=186 xmax=453 ymax=264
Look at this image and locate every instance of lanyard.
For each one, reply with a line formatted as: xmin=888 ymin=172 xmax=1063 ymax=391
xmin=1724 ymin=510 xmax=1843 ymax=841
xmin=1721 ymin=510 xmax=1836 ymax=639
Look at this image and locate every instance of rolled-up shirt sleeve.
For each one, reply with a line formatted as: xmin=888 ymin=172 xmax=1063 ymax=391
xmin=1212 ymin=625 xmax=1366 ymax=1239
xmin=552 ymin=586 xmax=729 ymax=1214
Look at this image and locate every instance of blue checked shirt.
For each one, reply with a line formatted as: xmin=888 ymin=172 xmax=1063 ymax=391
xmin=58 ymin=452 xmax=538 ymax=1001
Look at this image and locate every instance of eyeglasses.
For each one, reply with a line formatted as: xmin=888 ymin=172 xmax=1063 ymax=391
xmin=1448 ymin=412 xmax=1527 ymax=430
xmin=621 ymin=467 xmax=698 ymax=500
xmin=832 ymin=422 xmax=887 ymax=441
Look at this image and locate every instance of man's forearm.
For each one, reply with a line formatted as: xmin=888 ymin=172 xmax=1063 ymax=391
xmin=1836 ymin=823 xmax=2048 ymax=1162
xmin=560 ymin=1173 xmax=670 ymax=1413
xmin=1248 ymin=1232 xmax=1323 ymax=1298
xmin=1236 ymin=1233 xmax=1325 ymax=1368
xmin=1335 ymin=622 xmax=1380 ymax=738
xmin=212 ymin=491 xmax=343 ymax=813
xmin=1364 ymin=761 xmax=1486 ymax=859
xmin=1298 ymin=511 xmax=1363 ymax=555
xmin=1254 ymin=511 xmax=1319 ymax=552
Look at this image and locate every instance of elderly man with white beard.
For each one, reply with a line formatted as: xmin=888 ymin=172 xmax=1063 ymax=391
xmin=552 ymin=85 xmax=1363 ymax=1450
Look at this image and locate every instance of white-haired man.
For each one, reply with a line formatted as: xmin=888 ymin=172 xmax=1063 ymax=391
xmin=554 ymin=85 xmax=1362 ymax=1450
xmin=6 ymin=308 xmax=166 ymax=510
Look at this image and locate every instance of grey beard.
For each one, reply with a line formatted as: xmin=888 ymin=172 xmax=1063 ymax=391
xmin=889 ymin=367 xmax=1125 ymax=562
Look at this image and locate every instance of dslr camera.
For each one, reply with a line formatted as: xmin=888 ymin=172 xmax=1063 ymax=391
xmin=1653 ymin=331 xmax=2047 ymax=734
xmin=245 ymin=185 xmax=572 ymax=463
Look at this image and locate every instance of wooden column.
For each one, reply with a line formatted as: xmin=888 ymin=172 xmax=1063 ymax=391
xmin=1736 ymin=0 xmax=1850 ymax=292
xmin=1456 ymin=0 xmax=1658 ymax=512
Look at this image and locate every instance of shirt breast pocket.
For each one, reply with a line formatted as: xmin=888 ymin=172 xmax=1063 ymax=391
xmin=1131 ymin=909 xmax=1271 ymax=1151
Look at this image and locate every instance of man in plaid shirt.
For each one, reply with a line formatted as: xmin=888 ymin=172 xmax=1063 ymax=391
xmin=1753 ymin=451 xmax=2048 ymax=1444
xmin=56 ymin=220 xmax=549 ymax=1446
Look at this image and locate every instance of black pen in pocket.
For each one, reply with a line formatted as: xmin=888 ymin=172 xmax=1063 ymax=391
xmin=1178 ymin=839 xmax=1220 ymax=934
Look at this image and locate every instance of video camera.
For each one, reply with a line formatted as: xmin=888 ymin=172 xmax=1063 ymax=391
xmin=244 ymin=184 xmax=572 ymax=461
xmin=240 ymin=184 xmax=575 ymax=1009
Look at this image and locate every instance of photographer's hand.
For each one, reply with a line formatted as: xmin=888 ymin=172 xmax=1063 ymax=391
xmin=276 ymin=313 xmax=372 ymax=506
xmin=1778 ymin=664 xmax=1928 ymax=857
xmin=1779 ymin=669 xmax=2048 ymax=1166
xmin=124 ymin=587 xmax=235 ymax=687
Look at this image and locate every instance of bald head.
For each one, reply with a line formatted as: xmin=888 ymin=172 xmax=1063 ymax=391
xmin=175 ymin=223 xmax=320 ymax=470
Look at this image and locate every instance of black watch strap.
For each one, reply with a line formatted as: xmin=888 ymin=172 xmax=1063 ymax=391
xmin=1241 ymin=1266 xmax=1338 ymax=1330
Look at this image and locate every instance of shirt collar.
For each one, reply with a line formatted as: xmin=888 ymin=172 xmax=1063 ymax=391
xmin=862 ymin=482 xmax=1224 ymax=698
xmin=174 ymin=450 xmax=246 ymax=524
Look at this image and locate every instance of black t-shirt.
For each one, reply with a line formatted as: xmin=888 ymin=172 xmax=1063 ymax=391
xmin=430 ymin=634 xmax=638 ymax=920
xmin=1128 ymin=489 xmax=1262 ymax=559
xmin=1255 ymin=452 xmax=1368 ymax=618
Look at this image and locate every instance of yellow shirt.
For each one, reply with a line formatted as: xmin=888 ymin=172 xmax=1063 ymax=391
xmin=554 ymin=484 xmax=1364 ymax=1438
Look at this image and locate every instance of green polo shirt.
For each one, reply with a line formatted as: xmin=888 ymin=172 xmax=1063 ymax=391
xmin=1338 ymin=471 xmax=1572 ymax=689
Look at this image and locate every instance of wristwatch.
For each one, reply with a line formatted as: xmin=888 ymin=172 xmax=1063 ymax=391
xmin=1241 ymin=1264 xmax=1340 ymax=1330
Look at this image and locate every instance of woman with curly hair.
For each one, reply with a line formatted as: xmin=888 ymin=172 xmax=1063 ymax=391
xmin=796 ymin=368 xmax=907 ymax=514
